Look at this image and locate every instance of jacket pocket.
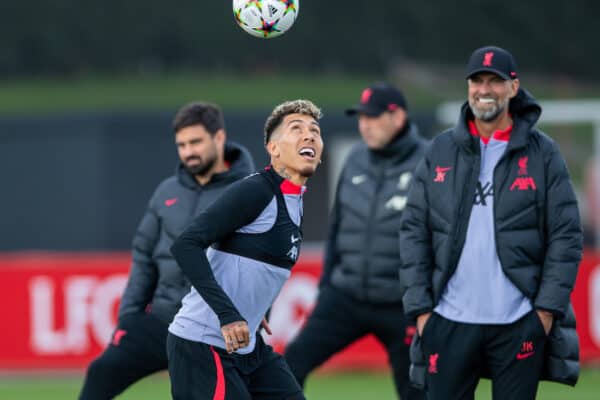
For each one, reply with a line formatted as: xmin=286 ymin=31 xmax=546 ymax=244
xmin=532 ymin=310 xmax=550 ymax=337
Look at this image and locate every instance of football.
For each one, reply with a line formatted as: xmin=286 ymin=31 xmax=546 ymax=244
xmin=233 ymin=0 xmax=299 ymax=39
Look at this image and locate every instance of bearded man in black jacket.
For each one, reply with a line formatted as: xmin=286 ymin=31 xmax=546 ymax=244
xmin=399 ymin=46 xmax=582 ymax=400
xmin=285 ymin=83 xmax=427 ymax=400
xmin=79 ymin=102 xmax=254 ymax=399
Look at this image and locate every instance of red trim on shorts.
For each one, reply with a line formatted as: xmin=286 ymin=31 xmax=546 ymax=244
xmin=210 ymin=346 xmax=226 ymax=400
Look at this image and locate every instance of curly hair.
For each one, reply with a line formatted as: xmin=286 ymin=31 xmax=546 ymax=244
xmin=264 ymin=99 xmax=323 ymax=145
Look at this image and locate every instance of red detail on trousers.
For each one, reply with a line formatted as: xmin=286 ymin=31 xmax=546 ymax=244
xmin=516 ymin=351 xmax=535 ymax=360
xmin=521 ymin=340 xmax=534 ymax=353
xmin=210 ymin=346 xmax=226 ymax=400
xmin=517 ymin=341 xmax=535 ymax=360
xmin=112 ymin=329 xmax=127 ymax=346
xmin=428 ymin=353 xmax=439 ymax=374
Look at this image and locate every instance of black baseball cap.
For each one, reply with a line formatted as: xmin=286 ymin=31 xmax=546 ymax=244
xmin=465 ymin=46 xmax=518 ymax=80
xmin=345 ymin=82 xmax=407 ymax=117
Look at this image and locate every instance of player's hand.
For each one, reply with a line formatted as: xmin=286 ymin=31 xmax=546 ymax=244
xmin=221 ymin=321 xmax=250 ymax=353
xmin=536 ymin=310 xmax=553 ymax=335
xmin=416 ymin=312 xmax=432 ymax=337
xmin=261 ymin=318 xmax=272 ymax=335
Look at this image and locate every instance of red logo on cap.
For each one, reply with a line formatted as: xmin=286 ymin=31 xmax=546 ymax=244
xmin=360 ymin=88 xmax=373 ymax=104
xmin=483 ymin=52 xmax=494 ymax=66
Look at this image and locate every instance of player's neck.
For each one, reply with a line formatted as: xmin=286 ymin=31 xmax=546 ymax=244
xmin=475 ymin=111 xmax=512 ymax=139
xmin=195 ymin=158 xmax=228 ymax=185
xmin=271 ymin=160 xmax=307 ymax=186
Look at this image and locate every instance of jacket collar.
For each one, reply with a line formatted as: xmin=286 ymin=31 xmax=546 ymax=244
xmin=176 ymin=141 xmax=255 ymax=190
xmin=452 ymin=88 xmax=541 ymax=154
xmin=369 ymin=121 xmax=421 ymax=161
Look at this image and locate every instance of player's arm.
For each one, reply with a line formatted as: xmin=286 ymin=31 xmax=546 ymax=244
xmin=534 ymin=145 xmax=583 ymax=320
xmin=118 ymin=196 xmax=160 ymax=320
xmin=170 ymin=175 xmax=272 ymax=326
xmin=399 ymin=156 xmax=434 ymax=327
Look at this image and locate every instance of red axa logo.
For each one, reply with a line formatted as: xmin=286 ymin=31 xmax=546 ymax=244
xmin=165 ymin=198 xmax=178 ymax=207
xmin=361 ymin=88 xmax=373 ymax=104
xmin=516 ymin=341 xmax=535 ymax=360
xmin=428 ymin=353 xmax=439 ymax=374
xmin=518 ymin=156 xmax=529 ymax=175
xmin=112 ymin=329 xmax=127 ymax=346
xmin=511 ymin=155 xmax=536 ymax=191
xmin=483 ymin=52 xmax=494 ymax=66
xmin=510 ymin=177 xmax=537 ymax=191
xmin=434 ymin=166 xmax=452 ymax=183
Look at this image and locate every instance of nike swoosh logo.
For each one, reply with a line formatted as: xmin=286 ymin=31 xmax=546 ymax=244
xmin=516 ymin=351 xmax=535 ymax=360
xmin=352 ymin=175 xmax=366 ymax=185
xmin=165 ymin=198 xmax=178 ymax=207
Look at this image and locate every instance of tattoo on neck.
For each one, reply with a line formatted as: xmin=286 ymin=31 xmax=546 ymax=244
xmin=278 ymin=167 xmax=292 ymax=180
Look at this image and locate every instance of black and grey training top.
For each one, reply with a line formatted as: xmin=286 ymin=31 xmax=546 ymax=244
xmin=168 ymin=166 xmax=304 ymax=354
xmin=117 ymin=142 xmax=254 ymax=324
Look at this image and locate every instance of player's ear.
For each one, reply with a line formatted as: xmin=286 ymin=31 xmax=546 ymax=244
xmin=509 ymin=79 xmax=520 ymax=98
xmin=214 ymin=129 xmax=226 ymax=146
xmin=392 ymin=108 xmax=407 ymax=129
xmin=266 ymin=140 xmax=280 ymax=158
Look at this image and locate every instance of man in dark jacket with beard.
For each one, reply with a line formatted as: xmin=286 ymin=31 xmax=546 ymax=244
xmin=285 ymin=83 xmax=426 ymax=399
xmin=399 ymin=46 xmax=582 ymax=400
xmin=79 ymin=102 xmax=255 ymax=399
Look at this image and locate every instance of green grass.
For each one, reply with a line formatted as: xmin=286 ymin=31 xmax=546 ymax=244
xmin=0 ymin=73 xmax=386 ymax=115
xmin=0 ymin=369 xmax=598 ymax=399
xmin=1 ymin=71 xmax=599 ymax=117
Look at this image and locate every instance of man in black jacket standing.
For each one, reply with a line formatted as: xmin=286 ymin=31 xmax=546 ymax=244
xmin=79 ymin=102 xmax=254 ymax=399
xmin=399 ymin=46 xmax=582 ymax=399
xmin=285 ymin=83 xmax=426 ymax=399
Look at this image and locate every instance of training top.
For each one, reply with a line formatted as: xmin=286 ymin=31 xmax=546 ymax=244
xmin=168 ymin=166 xmax=304 ymax=354
xmin=434 ymin=121 xmax=532 ymax=324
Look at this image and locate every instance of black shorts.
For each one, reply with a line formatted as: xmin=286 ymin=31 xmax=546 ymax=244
xmin=167 ymin=332 xmax=304 ymax=400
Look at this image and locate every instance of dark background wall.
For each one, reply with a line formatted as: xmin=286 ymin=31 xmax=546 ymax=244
xmin=0 ymin=110 xmax=436 ymax=250
xmin=0 ymin=1 xmax=596 ymax=79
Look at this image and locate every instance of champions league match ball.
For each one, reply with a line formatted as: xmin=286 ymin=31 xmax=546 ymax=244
xmin=233 ymin=0 xmax=299 ymax=39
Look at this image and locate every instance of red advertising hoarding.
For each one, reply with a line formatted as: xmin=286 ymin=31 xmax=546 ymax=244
xmin=0 ymin=251 xmax=598 ymax=370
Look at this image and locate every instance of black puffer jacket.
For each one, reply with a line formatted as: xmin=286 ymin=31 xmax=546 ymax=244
xmin=118 ymin=142 xmax=255 ymax=324
xmin=399 ymin=89 xmax=582 ymax=385
xmin=320 ymin=123 xmax=427 ymax=303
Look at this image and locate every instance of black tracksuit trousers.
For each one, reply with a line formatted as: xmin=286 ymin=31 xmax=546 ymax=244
xmin=78 ymin=313 xmax=168 ymax=400
xmin=284 ymin=285 xmax=424 ymax=399
xmin=420 ymin=311 xmax=547 ymax=400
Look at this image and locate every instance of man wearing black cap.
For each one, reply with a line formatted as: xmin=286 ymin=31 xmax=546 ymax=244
xmin=399 ymin=46 xmax=582 ymax=399
xmin=285 ymin=82 xmax=427 ymax=399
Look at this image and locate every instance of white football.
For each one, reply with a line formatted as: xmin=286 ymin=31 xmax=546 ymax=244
xmin=233 ymin=0 xmax=299 ymax=39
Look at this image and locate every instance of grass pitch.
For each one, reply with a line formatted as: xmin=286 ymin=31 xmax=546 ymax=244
xmin=0 ymin=369 xmax=598 ymax=399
